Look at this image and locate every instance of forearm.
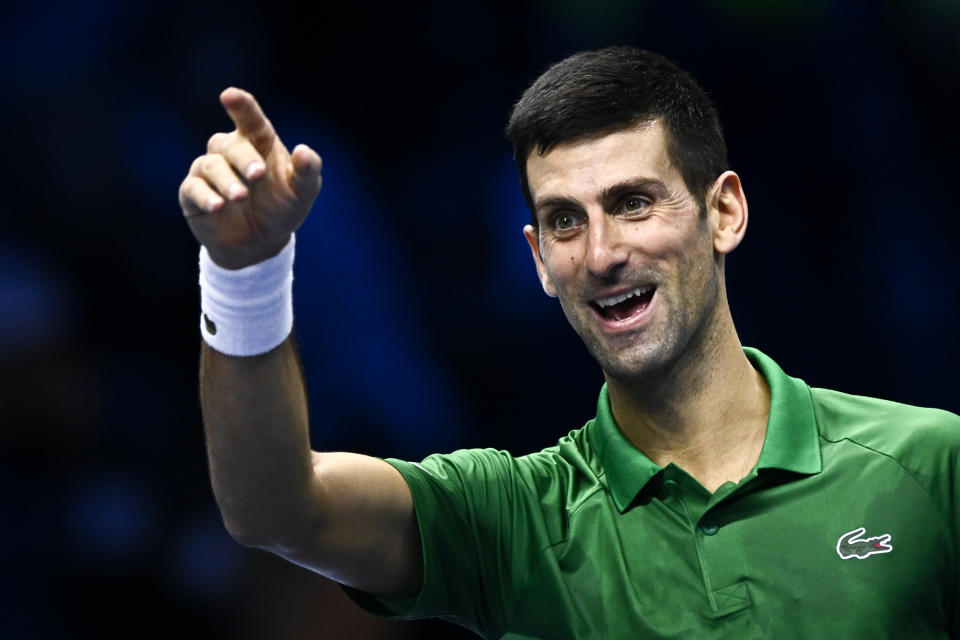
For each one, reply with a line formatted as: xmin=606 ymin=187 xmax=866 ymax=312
xmin=182 ymin=90 xmax=420 ymax=595
xmin=200 ymin=336 xmax=319 ymax=548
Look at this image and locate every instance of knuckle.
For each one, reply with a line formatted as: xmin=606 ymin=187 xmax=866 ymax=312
xmin=201 ymin=153 xmax=223 ymax=174
xmin=183 ymin=176 xmax=203 ymax=197
xmin=207 ymin=132 xmax=228 ymax=152
xmin=226 ymin=137 xmax=257 ymax=162
xmin=179 ymin=177 xmax=201 ymax=209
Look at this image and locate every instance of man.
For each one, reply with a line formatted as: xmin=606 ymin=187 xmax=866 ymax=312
xmin=179 ymin=47 xmax=959 ymax=638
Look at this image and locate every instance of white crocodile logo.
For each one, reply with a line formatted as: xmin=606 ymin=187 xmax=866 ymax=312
xmin=836 ymin=527 xmax=893 ymax=560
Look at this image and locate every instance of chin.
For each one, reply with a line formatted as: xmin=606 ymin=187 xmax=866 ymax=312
xmin=589 ymin=338 xmax=678 ymax=384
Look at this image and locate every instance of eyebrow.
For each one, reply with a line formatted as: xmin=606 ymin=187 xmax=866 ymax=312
xmin=534 ymin=177 xmax=669 ymax=214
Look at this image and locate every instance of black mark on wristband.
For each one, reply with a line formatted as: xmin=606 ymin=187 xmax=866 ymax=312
xmin=203 ymin=314 xmax=217 ymax=335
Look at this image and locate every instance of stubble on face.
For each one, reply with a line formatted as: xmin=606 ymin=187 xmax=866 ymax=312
xmin=560 ymin=216 xmax=721 ymax=386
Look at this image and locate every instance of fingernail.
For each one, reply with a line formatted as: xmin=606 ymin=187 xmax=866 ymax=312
xmin=206 ymin=194 xmax=224 ymax=211
xmin=246 ymin=162 xmax=265 ymax=179
xmin=227 ymin=183 xmax=247 ymax=200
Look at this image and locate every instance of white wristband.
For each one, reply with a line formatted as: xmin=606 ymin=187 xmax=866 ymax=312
xmin=198 ymin=235 xmax=295 ymax=356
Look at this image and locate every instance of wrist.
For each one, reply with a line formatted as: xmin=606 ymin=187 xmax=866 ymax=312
xmin=204 ymin=234 xmax=293 ymax=271
xmin=199 ymin=234 xmax=295 ymax=356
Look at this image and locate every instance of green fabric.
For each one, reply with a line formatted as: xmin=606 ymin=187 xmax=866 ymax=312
xmin=346 ymin=348 xmax=960 ymax=638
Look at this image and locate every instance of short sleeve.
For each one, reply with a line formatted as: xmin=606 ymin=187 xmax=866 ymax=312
xmin=343 ymin=448 xmax=558 ymax=639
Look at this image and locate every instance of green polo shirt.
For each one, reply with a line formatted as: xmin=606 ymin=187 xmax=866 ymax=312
xmin=347 ymin=348 xmax=959 ymax=638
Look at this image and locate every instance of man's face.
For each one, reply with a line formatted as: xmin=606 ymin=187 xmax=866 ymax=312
xmin=523 ymin=122 xmax=724 ymax=383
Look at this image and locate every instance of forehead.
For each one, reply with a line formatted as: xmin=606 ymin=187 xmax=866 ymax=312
xmin=525 ymin=121 xmax=682 ymax=206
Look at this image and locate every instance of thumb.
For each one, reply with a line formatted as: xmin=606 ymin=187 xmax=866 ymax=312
xmin=289 ymin=144 xmax=323 ymax=203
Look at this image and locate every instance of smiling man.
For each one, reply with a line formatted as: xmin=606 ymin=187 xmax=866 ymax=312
xmin=180 ymin=47 xmax=959 ymax=638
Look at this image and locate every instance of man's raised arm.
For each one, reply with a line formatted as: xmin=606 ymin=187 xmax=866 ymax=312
xmin=178 ymin=88 xmax=422 ymax=597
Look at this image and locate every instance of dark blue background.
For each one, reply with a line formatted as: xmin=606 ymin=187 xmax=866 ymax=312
xmin=2 ymin=1 xmax=957 ymax=637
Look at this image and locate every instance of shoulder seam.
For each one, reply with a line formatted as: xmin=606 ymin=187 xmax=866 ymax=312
xmin=566 ymin=483 xmax=606 ymax=519
xmin=819 ymin=433 xmax=955 ymax=558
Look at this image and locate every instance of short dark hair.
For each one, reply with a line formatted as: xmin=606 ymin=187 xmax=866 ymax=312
xmin=506 ymin=46 xmax=728 ymax=224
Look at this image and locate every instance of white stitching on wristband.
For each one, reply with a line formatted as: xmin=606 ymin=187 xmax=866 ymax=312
xmin=198 ymin=235 xmax=295 ymax=356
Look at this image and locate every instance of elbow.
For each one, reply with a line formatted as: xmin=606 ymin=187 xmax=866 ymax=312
xmin=221 ymin=516 xmax=270 ymax=549
xmin=219 ymin=512 xmax=319 ymax=555
xmin=210 ymin=479 xmax=327 ymax=552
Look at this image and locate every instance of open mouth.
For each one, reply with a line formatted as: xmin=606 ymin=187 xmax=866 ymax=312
xmin=591 ymin=286 xmax=655 ymax=322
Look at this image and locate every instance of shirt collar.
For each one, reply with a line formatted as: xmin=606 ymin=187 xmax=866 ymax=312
xmin=590 ymin=347 xmax=822 ymax=513
xmin=745 ymin=347 xmax=822 ymax=475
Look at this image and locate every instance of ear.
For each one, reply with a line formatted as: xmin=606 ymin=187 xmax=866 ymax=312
xmin=523 ymin=224 xmax=558 ymax=297
xmin=709 ymin=171 xmax=748 ymax=255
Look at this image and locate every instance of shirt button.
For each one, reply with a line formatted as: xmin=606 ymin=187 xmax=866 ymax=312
xmin=701 ymin=519 xmax=720 ymax=536
xmin=663 ymin=479 xmax=679 ymax=494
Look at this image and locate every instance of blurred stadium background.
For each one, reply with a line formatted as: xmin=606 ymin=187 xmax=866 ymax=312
xmin=1 ymin=0 xmax=958 ymax=637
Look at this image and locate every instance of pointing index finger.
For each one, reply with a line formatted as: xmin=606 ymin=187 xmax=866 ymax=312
xmin=220 ymin=87 xmax=277 ymax=157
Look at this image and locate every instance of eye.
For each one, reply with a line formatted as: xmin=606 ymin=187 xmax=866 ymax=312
xmin=551 ymin=212 xmax=578 ymax=231
xmin=621 ymin=195 xmax=650 ymax=214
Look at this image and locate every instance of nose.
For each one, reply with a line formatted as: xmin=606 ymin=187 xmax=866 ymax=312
xmin=584 ymin=215 xmax=629 ymax=280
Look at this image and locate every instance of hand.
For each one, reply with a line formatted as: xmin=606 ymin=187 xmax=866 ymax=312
xmin=179 ymin=88 xmax=322 ymax=269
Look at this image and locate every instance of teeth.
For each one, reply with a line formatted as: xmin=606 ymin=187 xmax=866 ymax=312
xmin=595 ymin=286 xmax=652 ymax=309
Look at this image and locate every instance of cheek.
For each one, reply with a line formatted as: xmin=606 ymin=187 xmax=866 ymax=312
xmin=622 ymin=215 xmax=687 ymax=251
xmin=654 ymin=226 xmax=716 ymax=283
xmin=541 ymin=243 xmax=581 ymax=283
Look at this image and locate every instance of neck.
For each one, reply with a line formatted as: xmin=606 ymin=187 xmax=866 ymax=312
xmin=604 ymin=304 xmax=770 ymax=493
